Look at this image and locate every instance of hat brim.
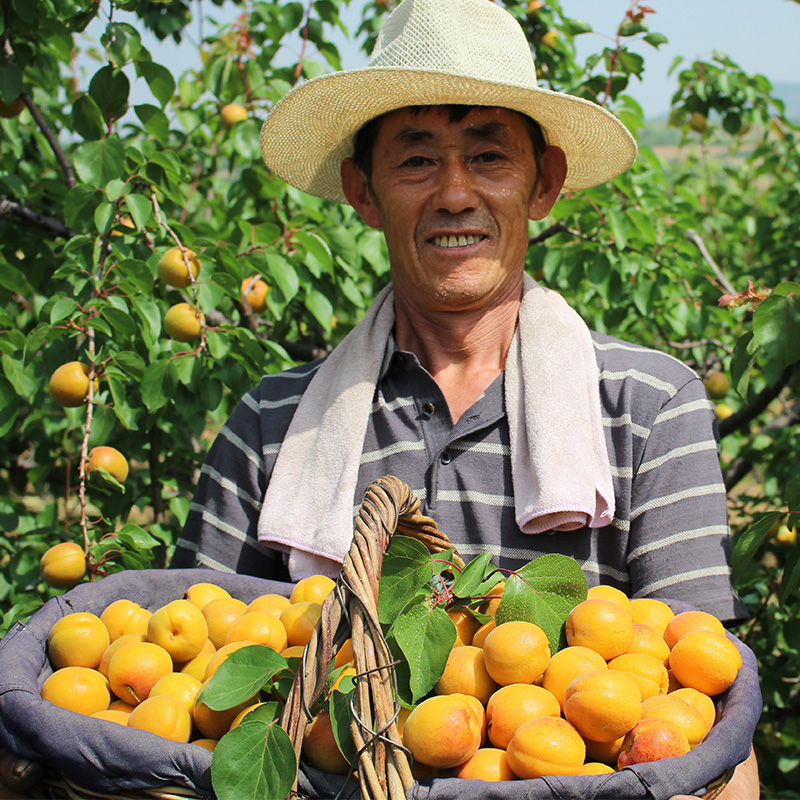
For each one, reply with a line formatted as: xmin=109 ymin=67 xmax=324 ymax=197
xmin=260 ymin=67 xmax=638 ymax=204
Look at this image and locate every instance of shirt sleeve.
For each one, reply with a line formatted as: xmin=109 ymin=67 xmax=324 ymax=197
xmin=625 ymin=376 xmax=747 ymax=624
xmin=170 ymin=388 xmax=289 ymax=581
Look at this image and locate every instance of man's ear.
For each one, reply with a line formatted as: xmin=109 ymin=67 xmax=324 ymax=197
xmin=341 ymin=158 xmax=382 ymax=229
xmin=529 ymin=146 xmax=568 ymax=221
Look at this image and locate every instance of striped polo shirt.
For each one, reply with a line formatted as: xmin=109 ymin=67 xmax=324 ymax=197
xmin=172 ymin=330 xmax=746 ymax=623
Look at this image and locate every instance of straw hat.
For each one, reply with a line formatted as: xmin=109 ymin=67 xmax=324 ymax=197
xmin=260 ymin=0 xmax=637 ymax=203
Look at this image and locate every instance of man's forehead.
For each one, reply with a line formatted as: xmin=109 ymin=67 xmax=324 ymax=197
xmin=378 ymin=105 xmax=527 ymax=142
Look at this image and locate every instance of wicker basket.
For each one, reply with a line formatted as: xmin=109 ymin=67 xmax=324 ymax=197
xmin=2 ymin=476 xmax=755 ymax=800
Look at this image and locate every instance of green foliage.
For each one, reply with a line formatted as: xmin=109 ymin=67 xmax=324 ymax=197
xmin=1 ymin=0 xmax=799 ymax=795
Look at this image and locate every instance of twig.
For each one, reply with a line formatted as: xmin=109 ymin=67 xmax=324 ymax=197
xmin=528 ymin=221 xmax=568 ymax=246
xmin=686 ymin=228 xmax=737 ymax=297
xmin=0 ymin=197 xmax=74 ymax=239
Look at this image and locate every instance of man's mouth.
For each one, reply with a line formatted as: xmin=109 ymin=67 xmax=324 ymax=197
xmin=430 ymin=234 xmax=486 ymax=248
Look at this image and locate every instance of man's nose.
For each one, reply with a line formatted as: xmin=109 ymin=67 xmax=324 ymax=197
xmin=431 ymin=160 xmax=479 ymax=214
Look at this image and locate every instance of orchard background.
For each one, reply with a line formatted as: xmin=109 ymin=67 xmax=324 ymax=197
xmin=0 ymin=0 xmax=798 ymax=795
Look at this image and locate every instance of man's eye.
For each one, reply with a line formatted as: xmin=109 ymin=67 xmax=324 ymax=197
xmin=475 ymin=151 xmax=504 ymax=163
xmin=401 ymin=156 xmax=431 ymax=168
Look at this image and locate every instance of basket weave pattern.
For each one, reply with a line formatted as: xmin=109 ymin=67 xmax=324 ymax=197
xmin=280 ymin=475 xmax=463 ymax=800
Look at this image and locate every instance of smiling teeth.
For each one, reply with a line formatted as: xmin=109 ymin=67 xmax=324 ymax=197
xmin=433 ymin=234 xmax=482 ymax=248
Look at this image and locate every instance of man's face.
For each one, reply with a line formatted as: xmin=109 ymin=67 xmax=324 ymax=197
xmin=343 ymin=106 xmax=562 ymax=313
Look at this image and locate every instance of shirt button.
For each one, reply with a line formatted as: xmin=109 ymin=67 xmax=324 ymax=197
xmin=440 ymin=450 xmax=452 ymax=465
xmin=422 ymin=403 xmax=435 ymax=417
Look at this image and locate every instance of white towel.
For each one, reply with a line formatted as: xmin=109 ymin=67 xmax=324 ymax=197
xmin=257 ymin=275 xmax=615 ymax=579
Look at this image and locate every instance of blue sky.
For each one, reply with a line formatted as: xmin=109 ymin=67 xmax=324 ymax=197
xmin=88 ymin=0 xmax=800 ymax=119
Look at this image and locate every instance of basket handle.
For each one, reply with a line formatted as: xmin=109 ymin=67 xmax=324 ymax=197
xmin=280 ymin=476 xmax=461 ymax=800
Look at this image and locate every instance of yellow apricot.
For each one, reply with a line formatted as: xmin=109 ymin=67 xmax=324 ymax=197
xmin=617 ymin=717 xmax=690 ymax=767
xmin=333 ymin=638 xmax=354 ymax=668
xmin=41 ymin=666 xmax=110 ymax=716
xmin=565 ymin=599 xmax=634 ymax=660
xmin=580 ymin=762 xmax=616 ymax=775
xmin=402 ymin=695 xmax=482 ymax=769
xmin=247 ymin=593 xmax=291 ymax=617
xmin=302 ymin=709 xmax=350 ymax=774
xmin=454 ymin=748 xmax=517 ymax=781
xmin=107 ymin=641 xmax=173 ymax=705
xmin=86 ymin=446 xmax=129 ymax=484
xmin=506 ymin=717 xmax=585 ymax=779
xmin=48 ymin=612 xmax=110 ymax=670
xmin=471 ymin=619 xmax=497 ymax=648
xmin=97 ymin=632 xmax=148 ymax=678
xmin=447 ymin=606 xmax=481 ymax=646
xmin=191 ymin=739 xmax=218 ymax=752
xmin=184 ymin=582 xmax=231 ymax=609
xmin=668 ymin=630 xmax=742 ymax=696
xmin=148 ymin=599 xmax=209 ymax=662
xmin=670 ymin=687 xmax=717 ymax=736
xmin=193 ymin=679 xmax=257 ymax=740
xmin=149 ymin=672 xmax=203 ymax=713
xmin=157 ymin=246 xmax=201 ymax=288
xmin=48 ymin=361 xmax=97 ymax=407
xmin=607 ymin=652 xmax=669 ymax=700
xmin=91 ymin=709 xmax=130 ymax=725
xmin=640 ymin=695 xmax=708 ymax=749
xmin=584 ymin=735 xmax=626 ymax=766
xmin=434 ymin=645 xmax=497 ymax=705
xmin=630 ymin=598 xmax=675 ymax=636
xmin=478 ymin=581 xmax=505 ymax=616
xmin=39 ymin=542 xmax=86 ymax=589
xmin=229 ymin=702 xmax=266 ymax=730
xmin=128 ymin=694 xmax=192 ymax=742
xmin=485 ymin=683 xmax=561 ymax=750
xmin=481 ymin=620 xmax=550 ymax=686
xmin=202 ymin=597 xmax=248 ymax=650
xmin=241 ymin=276 xmax=269 ymax=313
xmin=541 ymin=645 xmax=607 ymax=711
xmin=290 ymin=574 xmax=336 ymax=605
xmin=587 ymin=585 xmax=631 ymax=616
xmin=280 ymin=601 xmax=322 ymax=648
xmin=179 ymin=652 xmax=215 ymax=683
xmin=100 ymin=599 xmax=152 ymax=642
xmin=224 ymin=611 xmax=288 ymax=652
xmin=563 ymin=669 xmax=642 ymax=743
xmin=663 ymin=610 xmax=725 ymax=650
xmin=627 ymin=623 xmax=671 ymax=666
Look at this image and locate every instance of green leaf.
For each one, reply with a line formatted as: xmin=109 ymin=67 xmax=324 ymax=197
xmin=72 ymin=94 xmax=106 ymax=141
xmin=753 ymin=293 xmax=800 ymax=367
xmin=49 ymin=297 xmax=77 ymax=324
xmin=495 ymin=554 xmax=588 ymax=654
xmin=378 ymin=536 xmax=436 ymax=624
xmin=295 ymin=231 xmax=333 ymax=277
xmin=451 ymin=552 xmax=495 ymax=599
xmin=266 ymin=253 xmax=299 ymax=304
xmin=643 ymin=32 xmax=669 ymax=47
xmin=134 ymin=104 xmax=169 ymax=146
xmin=200 ymin=646 xmax=288 ymax=711
xmin=731 ymin=512 xmax=782 ymax=586
xmin=136 ymin=60 xmax=176 ymax=109
xmin=124 ymin=192 xmax=152 ymax=229
xmin=89 ymin=65 xmax=130 ymax=120
xmin=141 ymin=360 xmax=175 ymax=412
xmin=1 ymin=354 xmax=40 ymax=398
xmin=730 ymin=332 xmax=757 ymax=399
xmin=305 ymin=289 xmax=334 ymax=332
xmin=785 ymin=476 xmax=800 ymax=513
xmin=102 ymin=22 xmax=142 ymax=67
xmin=392 ymin=597 xmax=455 ymax=702
xmin=74 ymin=135 xmax=126 ymax=187
xmin=778 ymin=545 xmax=800 ymax=606
xmin=211 ymin=718 xmax=296 ymax=800
xmin=607 ymin=208 xmax=629 ymax=250
xmin=0 ymin=64 xmax=22 ymax=105
xmin=329 ymin=688 xmax=357 ymax=763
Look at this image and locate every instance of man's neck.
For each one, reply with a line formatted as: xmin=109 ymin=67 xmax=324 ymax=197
xmin=393 ymin=287 xmax=521 ymax=423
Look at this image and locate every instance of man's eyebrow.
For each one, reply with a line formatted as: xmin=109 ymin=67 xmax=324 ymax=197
xmin=392 ymin=120 xmax=511 ymax=146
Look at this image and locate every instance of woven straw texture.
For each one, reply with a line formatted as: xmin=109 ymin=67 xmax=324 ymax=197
xmin=259 ymin=0 xmax=637 ymax=203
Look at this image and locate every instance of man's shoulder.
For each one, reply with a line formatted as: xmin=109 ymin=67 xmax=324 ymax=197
xmin=248 ymin=357 xmax=326 ymax=406
xmin=591 ymin=330 xmax=700 ymax=387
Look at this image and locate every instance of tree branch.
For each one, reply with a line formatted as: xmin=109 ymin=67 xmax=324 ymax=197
xmin=686 ymin=228 xmax=737 ymax=297
xmin=719 ymin=363 xmax=797 ymax=439
xmin=529 ymin=221 xmax=568 ymax=246
xmin=0 ymin=197 xmax=74 ymax=239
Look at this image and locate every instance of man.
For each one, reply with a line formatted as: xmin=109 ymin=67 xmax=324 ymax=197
xmin=174 ymin=0 xmax=742 ymax=623
xmin=172 ymin=0 xmax=759 ymax=793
